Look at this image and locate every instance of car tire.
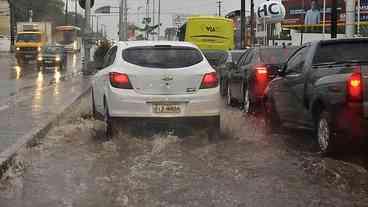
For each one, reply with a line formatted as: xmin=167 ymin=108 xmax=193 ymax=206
xmin=104 ymin=98 xmax=115 ymax=138
xmin=264 ymin=97 xmax=281 ymax=134
xmin=92 ymin=90 xmax=97 ymax=119
xmin=243 ymin=85 xmax=254 ymax=114
xmin=220 ymin=78 xmax=227 ymax=97
xmin=316 ymin=110 xmax=338 ymax=154
xmin=207 ymin=116 xmax=221 ymax=142
xmin=226 ymin=84 xmax=234 ymax=106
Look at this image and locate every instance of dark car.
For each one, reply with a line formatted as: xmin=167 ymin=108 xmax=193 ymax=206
xmin=264 ymin=39 xmax=368 ymax=153
xmin=226 ymin=47 xmax=298 ymax=113
xmin=37 ymin=45 xmax=66 ymax=70
xmin=203 ymin=50 xmax=247 ymax=96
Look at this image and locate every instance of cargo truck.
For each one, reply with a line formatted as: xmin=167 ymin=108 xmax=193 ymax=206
xmin=15 ymin=22 xmax=52 ymax=63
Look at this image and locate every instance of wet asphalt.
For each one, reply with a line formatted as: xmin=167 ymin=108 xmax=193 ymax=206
xmin=0 ymin=95 xmax=367 ymax=207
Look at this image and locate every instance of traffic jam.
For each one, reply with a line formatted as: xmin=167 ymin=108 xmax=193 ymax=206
xmin=1 ymin=0 xmax=368 ymax=206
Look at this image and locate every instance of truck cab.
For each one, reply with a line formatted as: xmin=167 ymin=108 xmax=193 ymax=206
xmin=15 ymin=32 xmax=43 ymax=61
xmin=15 ymin=22 xmax=52 ymax=63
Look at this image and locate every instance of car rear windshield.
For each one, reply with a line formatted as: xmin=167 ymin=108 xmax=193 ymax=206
xmin=203 ymin=50 xmax=228 ymax=67
xmin=259 ymin=48 xmax=297 ymax=64
xmin=313 ymin=42 xmax=368 ymax=64
xmin=122 ymin=46 xmax=203 ymax=68
xmin=231 ymin=51 xmax=245 ymax=63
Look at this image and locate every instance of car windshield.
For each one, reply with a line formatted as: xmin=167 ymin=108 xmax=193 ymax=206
xmin=230 ymin=51 xmax=245 ymax=63
xmin=16 ymin=33 xmax=41 ymax=42
xmin=259 ymin=48 xmax=297 ymax=64
xmin=122 ymin=46 xmax=203 ymax=68
xmin=313 ymin=41 xmax=368 ymax=64
xmin=42 ymin=46 xmax=62 ymax=54
xmin=203 ymin=50 xmax=228 ymax=67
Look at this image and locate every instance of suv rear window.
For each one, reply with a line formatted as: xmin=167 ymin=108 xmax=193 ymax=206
xmin=313 ymin=42 xmax=368 ymax=64
xmin=259 ymin=48 xmax=298 ymax=64
xmin=203 ymin=50 xmax=228 ymax=67
xmin=122 ymin=46 xmax=203 ymax=68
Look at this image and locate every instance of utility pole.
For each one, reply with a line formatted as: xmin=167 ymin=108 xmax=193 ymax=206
xmin=250 ymin=0 xmax=255 ymax=46
xmin=65 ymin=0 xmax=69 ymax=25
xmin=9 ymin=0 xmax=16 ymax=52
xmin=345 ymin=0 xmax=355 ymax=37
xmin=29 ymin=9 xmax=33 ymax=23
xmin=240 ymin=0 xmax=246 ymax=49
xmin=158 ymin=0 xmax=161 ymax=40
xmin=75 ymin=0 xmax=78 ymax=25
xmin=152 ymin=0 xmax=155 ymax=40
xmin=145 ymin=0 xmax=150 ymax=40
xmin=83 ymin=0 xmax=92 ymax=73
xmin=331 ymin=0 xmax=338 ymax=38
xmin=217 ymin=0 xmax=222 ymax=16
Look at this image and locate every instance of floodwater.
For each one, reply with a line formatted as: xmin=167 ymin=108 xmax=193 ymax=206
xmin=0 ymin=98 xmax=367 ymax=207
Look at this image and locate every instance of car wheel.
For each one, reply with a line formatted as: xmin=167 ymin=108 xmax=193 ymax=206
xmin=104 ymin=99 xmax=114 ymax=138
xmin=207 ymin=116 xmax=221 ymax=142
xmin=243 ymin=86 xmax=254 ymax=114
xmin=226 ymin=84 xmax=234 ymax=106
xmin=220 ymin=78 xmax=227 ymax=97
xmin=264 ymin=97 xmax=281 ymax=134
xmin=92 ymin=90 xmax=97 ymax=119
xmin=316 ymin=111 xmax=337 ymax=154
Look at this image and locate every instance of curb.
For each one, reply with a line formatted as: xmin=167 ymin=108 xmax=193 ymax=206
xmin=0 ymin=82 xmax=92 ymax=177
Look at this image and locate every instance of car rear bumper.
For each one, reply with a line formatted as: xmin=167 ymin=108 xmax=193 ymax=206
xmin=335 ymin=103 xmax=368 ymax=138
xmin=107 ymin=86 xmax=221 ymax=118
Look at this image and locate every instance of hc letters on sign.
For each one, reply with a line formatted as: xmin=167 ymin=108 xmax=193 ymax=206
xmin=257 ymin=3 xmax=280 ymax=18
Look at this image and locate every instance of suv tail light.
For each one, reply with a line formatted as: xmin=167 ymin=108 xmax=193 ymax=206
xmin=255 ymin=65 xmax=268 ymax=82
xmin=109 ymin=72 xmax=133 ymax=89
xmin=347 ymin=70 xmax=362 ymax=102
xmin=200 ymin=72 xmax=218 ymax=89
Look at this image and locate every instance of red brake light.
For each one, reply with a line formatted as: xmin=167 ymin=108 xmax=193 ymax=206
xmin=109 ymin=72 xmax=133 ymax=89
xmin=200 ymin=72 xmax=218 ymax=89
xmin=255 ymin=65 xmax=268 ymax=81
xmin=347 ymin=71 xmax=362 ymax=102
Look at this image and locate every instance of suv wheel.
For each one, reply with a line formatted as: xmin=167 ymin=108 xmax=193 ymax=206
xmin=243 ymin=87 xmax=254 ymax=114
xmin=264 ymin=97 xmax=281 ymax=134
xmin=317 ymin=111 xmax=337 ymax=154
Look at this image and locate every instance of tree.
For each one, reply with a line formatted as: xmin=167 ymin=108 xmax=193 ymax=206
xmin=9 ymin=0 xmax=65 ymax=23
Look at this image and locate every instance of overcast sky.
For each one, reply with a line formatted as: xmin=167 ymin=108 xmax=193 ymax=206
xmin=75 ymin=0 xmax=250 ymax=40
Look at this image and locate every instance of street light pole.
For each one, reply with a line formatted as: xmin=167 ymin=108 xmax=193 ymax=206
xmin=65 ymin=0 xmax=69 ymax=25
xmin=157 ymin=0 xmax=161 ymax=40
xmin=83 ymin=0 xmax=92 ymax=73
xmin=250 ymin=0 xmax=255 ymax=46
xmin=75 ymin=0 xmax=78 ymax=25
xmin=240 ymin=0 xmax=246 ymax=49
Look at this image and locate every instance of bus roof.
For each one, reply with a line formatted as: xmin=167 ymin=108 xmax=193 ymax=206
xmin=55 ymin=26 xmax=81 ymax=31
xmin=18 ymin=31 xmax=42 ymax=34
xmin=187 ymin=16 xmax=233 ymax=22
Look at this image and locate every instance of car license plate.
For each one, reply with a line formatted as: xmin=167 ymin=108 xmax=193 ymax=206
xmin=153 ymin=104 xmax=181 ymax=113
xmin=25 ymin=55 xmax=32 ymax=58
xmin=45 ymin=61 xmax=52 ymax=63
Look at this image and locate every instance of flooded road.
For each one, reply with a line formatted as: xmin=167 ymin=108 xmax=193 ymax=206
xmin=0 ymin=52 xmax=82 ymax=105
xmin=0 ymin=98 xmax=367 ymax=207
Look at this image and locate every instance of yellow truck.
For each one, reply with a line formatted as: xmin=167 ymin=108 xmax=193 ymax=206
xmin=178 ymin=16 xmax=235 ymax=51
xmin=15 ymin=22 xmax=52 ymax=63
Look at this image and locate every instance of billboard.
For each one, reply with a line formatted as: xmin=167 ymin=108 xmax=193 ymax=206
xmin=281 ymin=0 xmax=346 ymax=26
xmin=0 ymin=0 xmax=10 ymax=36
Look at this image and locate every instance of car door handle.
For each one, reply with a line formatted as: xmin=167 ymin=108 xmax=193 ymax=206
xmin=286 ymin=73 xmax=301 ymax=78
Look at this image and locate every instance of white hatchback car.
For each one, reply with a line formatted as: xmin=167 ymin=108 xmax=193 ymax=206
xmin=92 ymin=41 xmax=221 ymax=139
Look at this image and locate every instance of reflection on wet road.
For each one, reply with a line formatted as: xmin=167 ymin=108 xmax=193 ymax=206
xmin=0 ymin=53 xmax=81 ymax=105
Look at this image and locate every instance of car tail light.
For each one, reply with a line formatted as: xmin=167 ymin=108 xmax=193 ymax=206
xmin=109 ymin=72 xmax=133 ymax=89
xmin=200 ymin=72 xmax=218 ymax=89
xmin=255 ymin=65 xmax=268 ymax=82
xmin=347 ymin=70 xmax=363 ymax=102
